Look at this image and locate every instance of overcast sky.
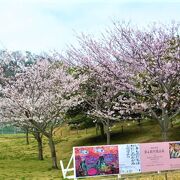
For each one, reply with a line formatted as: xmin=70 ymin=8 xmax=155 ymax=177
xmin=0 ymin=0 xmax=179 ymax=53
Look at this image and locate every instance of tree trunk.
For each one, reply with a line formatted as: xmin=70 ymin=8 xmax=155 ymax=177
xmin=121 ymin=125 xmax=124 ymax=134
xmin=33 ymin=131 xmax=43 ymax=160
xmin=160 ymin=114 xmax=170 ymax=142
xmin=106 ymin=129 xmax=110 ymax=145
xmin=137 ymin=119 xmax=143 ymax=131
xmin=99 ymin=122 xmax=105 ymax=139
xmin=170 ymin=120 xmax=173 ymax=128
xmin=137 ymin=119 xmax=141 ymax=126
xmin=48 ymin=136 xmax=58 ymax=169
xmin=95 ymin=123 xmax=98 ymax=135
xmin=25 ymin=128 xmax=29 ymax=145
xmin=162 ymin=130 xmax=168 ymax=142
xmin=37 ymin=135 xmax=43 ymax=160
xmin=105 ymin=120 xmax=111 ymax=145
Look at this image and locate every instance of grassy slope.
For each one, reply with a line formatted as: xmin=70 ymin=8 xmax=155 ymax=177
xmin=0 ymin=120 xmax=180 ymax=179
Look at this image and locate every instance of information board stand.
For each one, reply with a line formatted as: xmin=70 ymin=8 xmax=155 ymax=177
xmin=60 ymin=154 xmax=168 ymax=180
xmin=60 ymin=141 xmax=180 ymax=179
xmin=60 ymin=153 xmax=122 ymax=180
xmin=60 ymin=153 xmax=77 ymax=180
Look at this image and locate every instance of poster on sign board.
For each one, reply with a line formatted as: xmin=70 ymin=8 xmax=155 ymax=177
xmin=140 ymin=142 xmax=170 ymax=172
xmin=168 ymin=142 xmax=180 ymax=170
xmin=73 ymin=145 xmax=119 ymax=178
xmin=169 ymin=142 xmax=180 ymax=158
xmin=119 ymin=144 xmax=141 ymax=174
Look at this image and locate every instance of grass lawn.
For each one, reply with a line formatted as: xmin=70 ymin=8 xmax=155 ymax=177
xmin=1 ymin=119 xmax=180 ymax=179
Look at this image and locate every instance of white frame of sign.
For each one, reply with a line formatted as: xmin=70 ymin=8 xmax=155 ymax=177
xmin=60 ymin=152 xmax=77 ymax=180
xmin=60 ymin=141 xmax=180 ymax=179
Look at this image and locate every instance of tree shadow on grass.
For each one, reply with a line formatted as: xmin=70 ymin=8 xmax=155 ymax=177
xmin=73 ymin=120 xmax=180 ymax=147
xmin=73 ymin=125 xmax=151 ymax=147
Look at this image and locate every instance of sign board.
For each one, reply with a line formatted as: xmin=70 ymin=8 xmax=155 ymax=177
xmin=72 ymin=141 xmax=180 ymax=178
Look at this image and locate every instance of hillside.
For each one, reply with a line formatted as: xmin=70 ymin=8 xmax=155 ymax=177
xmin=1 ymin=120 xmax=180 ymax=179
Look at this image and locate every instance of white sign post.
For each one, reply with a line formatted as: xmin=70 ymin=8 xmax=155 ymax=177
xmin=60 ymin=153 xmax=77 ymax=180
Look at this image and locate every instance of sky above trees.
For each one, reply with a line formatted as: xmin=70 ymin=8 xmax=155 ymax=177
xmin=0 ymin=0 xmax=179 ymax=52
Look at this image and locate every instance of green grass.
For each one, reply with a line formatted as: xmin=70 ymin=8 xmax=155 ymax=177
xmin=1 ymin=120 xmax=180 ymax=179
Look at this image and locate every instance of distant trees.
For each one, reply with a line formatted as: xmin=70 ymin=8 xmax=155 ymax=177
xmin=66 ymin=102 xmax=94 ymax=130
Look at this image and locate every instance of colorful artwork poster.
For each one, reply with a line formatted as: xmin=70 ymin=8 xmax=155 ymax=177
xmin=140 ymin=142 xmax=170 ymax=172
xmin=169 ymin=142 xmax=180 ymax=159
xmin=169 ymin=142 xmax=180 ymax=170
xmin=74 ymin=145 xmax=119 ymax=178
xmin=119 ymin=144 xmax=141 ymax=174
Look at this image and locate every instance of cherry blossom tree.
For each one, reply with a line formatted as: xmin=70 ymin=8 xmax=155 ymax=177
xmin=107 ymin=22 xmax=180 ymax=141
xmin=63 ymin=35 xmax=135 ymax=144
xmin=64 ymin=22 xmax=179 ymax=142
xmin=1 ymin=59 xmax=85 ymax=168
xmin=0 ymin=50 xmax=49 ymax=160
